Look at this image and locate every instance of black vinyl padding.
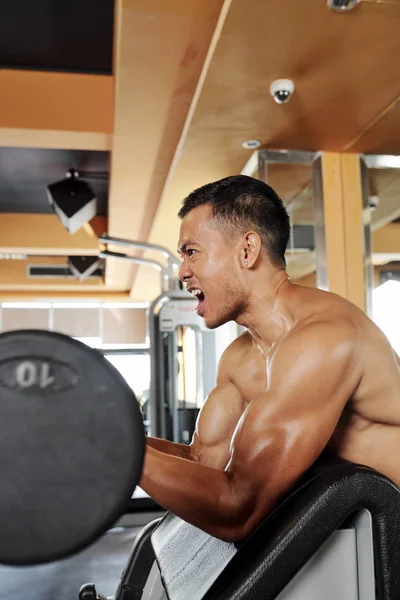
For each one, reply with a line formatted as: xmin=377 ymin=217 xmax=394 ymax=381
xmin=151 ymin=455 xmax=400 ymax=600
xmin=113 ymin=519 xmax=161 ymax=600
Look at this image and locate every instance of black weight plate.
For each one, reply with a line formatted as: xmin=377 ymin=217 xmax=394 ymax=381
xmin=0 ymin=330 xmax=145 ymax=566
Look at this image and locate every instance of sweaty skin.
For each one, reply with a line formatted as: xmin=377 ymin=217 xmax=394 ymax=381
xmin=140 ymin=204 xmax=400 ymax=542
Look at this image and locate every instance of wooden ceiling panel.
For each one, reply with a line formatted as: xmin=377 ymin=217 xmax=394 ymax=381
xmin=351 ymin=103 xmax=400 ymax=154
xmin=178 ymin=0 xmax=400 ymax=152
xmin=144 ymin=0 xmax=400 ymax=279
xmin=0 ymin=215 xmax=104 ymax=256
xmin=106 ymin=0 xmax=227 ymax=292
xmin=0 ymin=129 xmax=112 ymax=152
xmin=3 ymin=0 xmax=400 ymax=302
xmin=0 ymin=70 xmax=114 ymax=133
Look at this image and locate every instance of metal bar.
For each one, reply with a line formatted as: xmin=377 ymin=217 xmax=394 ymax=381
xmin=258 ymin=151 xmax=268 ymax=183
xmin=48 ymin=305 xmax=54 ymax=331
xmin=360 ymin=157 xmax=374 ymax=317
xmin=362 ymin=154 xmax=400 ymax=170
xmin=312 ymin=156 xmax=329 ymax=290
xmin=100 ymin=250 xmax=167 ymax=292
xmin=101 ymin=251 xmax=180 ymax=292
xmin=101 ymin=348 xmax=150 ymax=356
xmin=99 ymin=250 xmax=163 ymax=270
xmin=169 ymin=329 xmax=179 ymax=443
xmin=98 ymin=303 xmax=104 ymax=346
xmin=258 ymin=149 xmax=317 ymax=165
xmin=241 ymin=151 xmax=259 ymax=177
xmin=100 ymin=236 xmax=181 ymax=291
xmin=195 ymin=328 xmax=204 ymax=409
xmin=148 ymin=294 xmax=171 ymax=438
xmin=99 ymin=234 xmax=180 ymax=268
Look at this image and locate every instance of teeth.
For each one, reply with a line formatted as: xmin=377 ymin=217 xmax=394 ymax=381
xmin=189 ymin=288 xmax=202 ymax=297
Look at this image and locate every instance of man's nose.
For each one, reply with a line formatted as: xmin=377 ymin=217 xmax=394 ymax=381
xmin=178 ymin=261 xmax=192 ymax=283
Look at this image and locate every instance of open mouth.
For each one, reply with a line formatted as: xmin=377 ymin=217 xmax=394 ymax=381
xmin=189 ymin=288 xmax=205 ymax=314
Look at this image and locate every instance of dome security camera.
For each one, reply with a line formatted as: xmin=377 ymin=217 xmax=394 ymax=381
xmin=327 ymin=0 xmax=359 ymax=11
xmin=368 ymin=196 xmax=379 ymax=211
xmin=269 ymin=79 xmax=295 ymax=104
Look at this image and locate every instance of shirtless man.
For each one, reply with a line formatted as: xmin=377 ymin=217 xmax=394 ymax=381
xmin=140 ymin=174 xmax=400 ymax=543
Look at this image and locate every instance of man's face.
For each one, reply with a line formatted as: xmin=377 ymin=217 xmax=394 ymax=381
xmin=178 ymin=205 xmax=248 ymax=329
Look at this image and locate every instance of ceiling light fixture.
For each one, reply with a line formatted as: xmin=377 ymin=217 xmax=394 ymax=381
xmin=46 ymin=169 xmax=98 ymax=235
xmin=242 ymin=140 xmax=261 ymax=150
xmin=67 ymin=256 xmax=103 ymax=281
xmin=0 ymin=253 xmax=28 ymax=260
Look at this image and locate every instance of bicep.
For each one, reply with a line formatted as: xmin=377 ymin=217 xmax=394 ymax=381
xmin=226 ymin=325 xmax=359 ymax=525
xmin=192 ymin=381 xmax=245 ymax=449
xmin=227 ymin=389 xmax=340 ymax=505
xmin=191 ymin=335 xmax=247 ymax=448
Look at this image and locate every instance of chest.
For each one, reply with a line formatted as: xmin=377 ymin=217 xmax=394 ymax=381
xmin=231 ymin=351 xmax=267 ymax=405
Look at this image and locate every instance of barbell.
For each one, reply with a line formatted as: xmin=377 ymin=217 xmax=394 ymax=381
xmin=0 ymin=329 xmax=145 ymax=566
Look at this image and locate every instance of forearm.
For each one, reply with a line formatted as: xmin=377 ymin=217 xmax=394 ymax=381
xmin=140 ymin=446 xmax=244 ymax=541
xmin=146 ymin=436 xmax=195 ymax=460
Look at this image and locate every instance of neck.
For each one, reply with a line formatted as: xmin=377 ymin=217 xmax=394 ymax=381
xmin=237 ymin=270 xmax=293 ymax=355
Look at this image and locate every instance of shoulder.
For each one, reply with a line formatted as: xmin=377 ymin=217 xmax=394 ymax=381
xmin=269 ymin=317 xmax=358 ymax=383
xmin=286 ymin=284 xmax=359 ymax=348
xmin=272 ymin=315 xmax=357 ymax=370
xmin=259 ymin=318 xmax=362 ymax=413
xmin=294 ymin=316 xmax=356 ymax=345
xmin=217 ymin=331 xmax=255 ymax=381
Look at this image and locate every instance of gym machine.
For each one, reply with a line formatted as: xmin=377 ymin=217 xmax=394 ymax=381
xmin=100 ymin=235 xmax=216 ymax=443
xmin=0 ymin=329 xmax=397 ymax=599
xmin=147 ymin=291 xmax=216 ymax=443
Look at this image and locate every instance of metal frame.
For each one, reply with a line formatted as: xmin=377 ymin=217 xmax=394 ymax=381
xmin=363 ymin=154 xmax=400 ymax=170
xmin=253 ymin=149 xmax=378 ymax=315
xmin=360 ymin=158 xmax=374 ymax=316
xmin=147 ymin=290 xmax=214 ymax=441
xmin=99 ymin=234 xmax=181 ymax=293
xmin=312 ymin=154 xmax=374 ymax=314
xmin=242 ymin=149 xmax=318 ymax=178
xmin=312 ymin=155 xmax=329 ymax=291
xmin=361 ymin=152 xmax=400 ymax=313
xmin=258 ymin=149 xmax=318 ymax=165
xmin=254 ymin=149 xmax=324 ymax=286
xmin=148 ymin=290 xmax=189 ymax=438
xmin=99 ymin=249 xmax=167 ymax=291
xmin=101 ymin=347 xmax=150 ymax=356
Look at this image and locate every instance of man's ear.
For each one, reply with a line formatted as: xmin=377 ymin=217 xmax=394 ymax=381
xmin=240 ymin=231 xmax=262 ymax=268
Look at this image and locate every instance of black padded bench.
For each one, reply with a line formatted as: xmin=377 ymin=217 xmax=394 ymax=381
xmin=82 ymin=455 xmax=400 ymax=600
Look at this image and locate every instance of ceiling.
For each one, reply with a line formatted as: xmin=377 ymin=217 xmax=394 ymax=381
xmin=0 ymin=0 xmax=114 ymax=73
xmin=0 ymin=147 xmax=109 ymax=214
xmin=1 ymin=0 xmax=400 ymax=301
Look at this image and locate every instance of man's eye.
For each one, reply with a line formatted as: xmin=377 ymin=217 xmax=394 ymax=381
xmin=187 ymin=249 xmax=197 ymax=257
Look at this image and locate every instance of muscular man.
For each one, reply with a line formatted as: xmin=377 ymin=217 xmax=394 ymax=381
xmin=140 ymin=175 xmax=400 ymax=542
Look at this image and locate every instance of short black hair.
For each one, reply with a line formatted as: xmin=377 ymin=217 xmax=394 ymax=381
xmin=178 ymin=175 xmax=290 ymax=267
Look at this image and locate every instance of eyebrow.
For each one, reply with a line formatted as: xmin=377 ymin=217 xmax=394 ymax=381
xmin=178 ymin=239 xmax=198 ymax=255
